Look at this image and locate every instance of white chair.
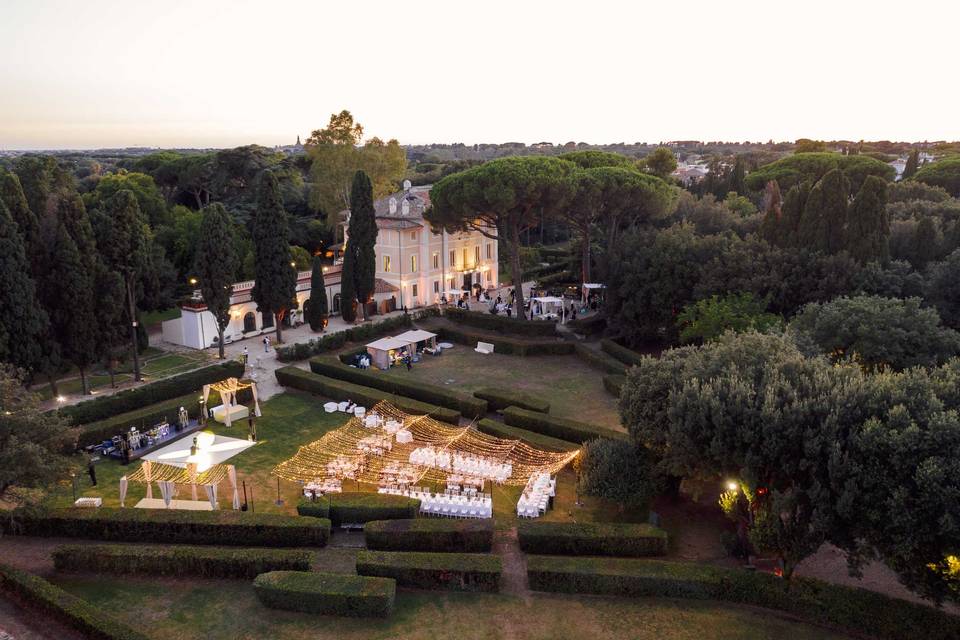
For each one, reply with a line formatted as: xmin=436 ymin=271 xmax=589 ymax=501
xmin=323 ymin=402 xmax=338 ymax=413
xmin=474 ymin=341 xmax=494 ymax=355
xmin=354 ymin=406 xmax=366 ymax=418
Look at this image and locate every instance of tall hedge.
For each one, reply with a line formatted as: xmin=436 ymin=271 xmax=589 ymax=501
xmin=473 ymin=387 xmax=549 ymax=413
xmin=326 ymin=493 xmax=420 ymax=526
xmin=518 ymin=521 xmax=667 ymax=557
xmin=11 ymin=508 xmax=330 ymax=547
xmin=432 ymin=325 xmax=575 ymax=356
xmin=60 ymin=360 xmax=245 ymax=426
xmin=365 ymin=518 xmax=494 ymax=552
xmin=526 ymin=556 xmax=960 ymax=640
xmin=602 ymin=374 xmax=625 ymax=398
xmin=52 ymin=544 xmax=311 ymax=579
xmin=476 ymin=419 xmax=580 ymax=452
xmin=0 ymin=563 xmax=149 ymax=640
xmin=443 ymin=307 xmax=557 ymax=337
xmin=356 ymin=550 xmax=501 ymax=592
xmin=503 ymin=406 xmax=627 ymax=443
xmin=309 ymin=357 xmax=487 ymax=418
xmin=600 ymin=339 xmax=644 ymax=367
xmin=253 ymin=570 xmax=395 ymax=617
xmin=567 ymin=314 xmax=607 ymax=336
xmin=275 ymin=367 xmax=461 ymax=424
xmin=573 ymin=343 xmax=626 ymax=374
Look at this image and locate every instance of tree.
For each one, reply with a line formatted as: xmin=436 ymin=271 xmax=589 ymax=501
xmin=0 ymin=365 xmax=74 ymax=498
xmin=339 ymin=245 xmax=357 ymax=323
xmin=427 ymin=156 xmax=578 ymax=319
xmin=45 ymin=224 xmax=98 ymax=394
xmin=305 ymin=255 xmax=328 ymax=331
xmin=644 ymin=147 xmax=678 ymax=180
xmin=926 ymin=249 xmax=960 ymax=331
xmin=676 ymin=293 xmax=781 ymax=344
xmin=96 ymin=189 xmax=149 ymax=381
xmin=744 ymin=152 xmax=895 ymax=193
xmin=911 ymin=216 xmax=940 ymax=269
xmin=251 ymin=172 xmax=297 ymax=343
xmin=794 ymin=138 xmax=827 ymax=153
xmin=0 ymin=202 xmax=49 ymax=374
xmin=195 ymin=203 xmax=239 ymax=359
xmin=913 ymin=156 xmax=960 ymax=197
xmin=347 ymin=171 xmax=377 ymax=321
xmin=791 ymin=295 xmax=960 ymax=371
xmin=0 ymin=170 xmax=39 ymax=258
xmin=902 ymin=149 xmax=920 ymax=180
xmin=799 ymin=168 xmax=849 ymax=254
xmin=723 ymin=192 xmax=757 ymax=217
xmin=577 ymin=438 xmax=657 ymax=511
xmin=12 ymin=155 xmax=73 ymax=226
xmin=289 ymin=245 xmax=312 ymax=271
xmin=846 ymin=175 xmax=890 ymax=264
xmin=84 ymin=171 xmax=169 ymax=227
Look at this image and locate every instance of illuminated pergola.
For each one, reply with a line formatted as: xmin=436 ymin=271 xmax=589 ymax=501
xmin=272 ymin=401 xmax=580 ymax=487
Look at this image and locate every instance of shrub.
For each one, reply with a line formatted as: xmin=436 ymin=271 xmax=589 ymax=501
xmin=444 ymin=307 xmax=557 ymax=337
xmin=523 ymin=260 xmax=571 ymax=280
xmin=474 ymin=387 xmax=550 ymax=413
xmin=59 ymin=360 xmax=245 ymax=426
xmin=432 ymin=326 xmax=574 ymax=356
xmin=253 ymin=570 xmax=395 ymax=617
xmin=503 ymin=406 xmax=627 ymax=443
xmin=572 ymin=343 xmax=626 ymax=374
xmin=600 ymin=339 xmax=644 ymax=367
xmin=518 ymin=522 xmax=667 ymax=556
xmin=327 ymin=493 xmax=420 ymax=526
xmin=602 ymin=374 xmax=624 ymax=397
xmin=274 ymin=314 xmax=413 ymax=363
xmin=364 ymin=518 xmax=494 ymax=552
xmin=52 ymin=544 xmax=311 ymax=578
xmin=12 ymin=508 xmax=330 ymax=547
xmin=0 ymin=563 xmax=149 ymax=640
xmin=539 ymin=247 xmax=571 ymax=262
xmin=567 ymin=314 xmax=607 ymax=336
xmin=296 ymin=498 xmax=331 ymax=520
xmin=308 ymin=357 xmax=487 ymax=418
xmin=525 ymin=556 xmax=960 ymax=640
xmin=476 ymin=419 xmax=579 ymax=452
xmin=356 ymin=550 xmax=501 ymax=592
xmin=535 ymin=270 xmax=574 ymax=287
xmin=275 ymin=367 xmax=461 ymax=424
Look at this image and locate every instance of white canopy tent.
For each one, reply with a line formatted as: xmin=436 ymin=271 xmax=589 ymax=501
xmin=530 ymin=296 xmax=566 ymax=322
xmin=366 ymin=336 xmax=413 ymax=370
xmin=582 ymin=283 xmax=606 ymax=304
xmin=202 ymin=377 xmax=261 ymax=427
xmin=120 ymin=460 xmax=239 ymax=511
xmin=393 ymin=329 xmax=438 ymax=354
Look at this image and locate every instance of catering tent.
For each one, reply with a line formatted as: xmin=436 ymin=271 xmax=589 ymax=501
xmin=530 ymin=296 xmax=565 ymax=321
xmin=366 ymin=336 xmax=412 ymax=370
xmin=394 ymin=329 xmax=438 ymax=354
xmin=582 ymin=283 xmax=606 ymax=304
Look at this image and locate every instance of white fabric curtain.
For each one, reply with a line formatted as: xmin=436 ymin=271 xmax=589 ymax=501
xmin=223 ymin=390 xmax=233 ymax=426
xmin=205 ymin=483 xmax=218 ymax=509
xmin=202 ymin=384 xmax=210 ymax=407
xmin=158 ymin=480 xmax=174 ymax=507
xmin=228 ymin=465 xmax=240 ymax=510
xmin=119 ymin=475 xmax=128 ymax=507
xmin=251 ymin=382 xmax=262 ymax=417
xmin=143 ymin=460 xmax=153 ymax=499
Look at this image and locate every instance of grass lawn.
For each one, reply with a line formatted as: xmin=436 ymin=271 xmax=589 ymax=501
xmin=378 ymin=346 xmax=622 ymax=430
xmin=51 ymin=574 xmax=848 ymax=640
xmin=142 ymin=307 xmax=181 ymax=326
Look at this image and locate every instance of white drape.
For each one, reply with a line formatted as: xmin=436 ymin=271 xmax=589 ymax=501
xmin=202 ymin=384 xmax=210 ymax=407
xmin=228 ymin=465 xmax=240 ymax=510
xmin=205 ymin=483 xmax=218 ymax=510
xmin=223 ymin=390 xmax=233 ymax=426
xmin=250 ymin=381 xmax=262 ymax=417
xmin=143 ymin=460 xmax=153 ymax=499
xmin=158 ymin=480 xmax=174 ymax=507
xmin=119 ymin=475 xmax=128 ymax=507
xmin=187 ymin=462 xmax=199 ymax=500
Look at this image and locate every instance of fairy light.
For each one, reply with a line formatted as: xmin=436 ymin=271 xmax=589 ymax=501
xmin=272 ymin=401 xmax=581 ymax=487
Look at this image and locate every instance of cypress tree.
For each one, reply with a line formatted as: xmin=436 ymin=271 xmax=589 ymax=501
xmin=195 ymin=203 xmax=239 ymax=359
xmin=847 ymin=176 xmax=890 ymax=264
xmin=348 ymin=170 xmax=377 ymax=321
xmin=912 ymin=217 xmax=939 ymax=269
xmin=903 ymin=149 xmax=920 ymax=180
xmin=0 ymin=201 xmax=48 ymax=373
xmin=251 ymin=171 xmax=297 ymax=343
xmin=779 ymin=182 xmax=811 ymax=248
xmin=306 ymin=255 xmax=328 ymax=331
xmin=47 ymin=224 xmax=98 ymax=394
xmin=340 ymin=242 xmax=357 ymax=323
xmin=0 ymin=170 xmax=39 ymax=257
xmin=759 ymin=180 xmax=783 ymax=245
xmin=729 ymin=155 xmax=747 ymax=195
xmin=800 ymin=169 xmax=849 ymax=254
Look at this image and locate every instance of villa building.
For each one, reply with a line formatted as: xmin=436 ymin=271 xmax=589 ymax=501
xmin=162 ymin=183 xmax=498 ymax=350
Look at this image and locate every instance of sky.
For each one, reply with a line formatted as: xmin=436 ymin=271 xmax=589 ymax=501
xmin=1 ymin=0 xmax=958 ymax=150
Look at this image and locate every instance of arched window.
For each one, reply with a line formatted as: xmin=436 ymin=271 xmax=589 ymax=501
xmin=332 ymin=293 xmax=341 ymax=314
xmin=242 ymin=312 xmax=256 ymax=333
xmin=261 ymin=311 xmax=274 ymax=329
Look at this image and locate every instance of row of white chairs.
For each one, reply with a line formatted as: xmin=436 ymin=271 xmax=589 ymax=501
xmin=423 ymin=494 xmax=492 ymax=519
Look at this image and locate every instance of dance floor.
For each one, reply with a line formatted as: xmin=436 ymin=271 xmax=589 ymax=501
xmin=133 ymin=498 xmax=214 ymax=511
xmin=141 ymin=432 xmax=255 ymax=470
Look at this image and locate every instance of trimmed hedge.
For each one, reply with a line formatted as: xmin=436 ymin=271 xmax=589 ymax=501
xmin=573 ymin=343 xmax=627 ymax=375
xmin=76 ymin=392 xmax=200 ymax=449
xmin=525 ymin=556 xmax=960 ymax=640
xmin=274 ymin=313 xmax=413 ymax=363
xmin=600 ymin=339 xmax=644 ymax=367
xmin=535 ymin=270 xmax=575 ymax=287
xmin=253 ymin=570 xmax=395 ymax=617
xmin=518 ymin=521 xmax=667 ymax=557
xmin=275 ymin=367 xmax=461 ymax=424
xmin=0 ymin=563 xmax=149 ymax=640
xmin=11 ymin=508 xmax=330 ymax=547
xmin=59 ymin=360 xmax=245 ymax=426
xmin=567 ymin=314 xmax=607 ymax=336
xmin=309 ymin=357 xmax=487 ymax=418
xmin=357 ymin=550 xmax=501 ymax=592
xmin=474 ymin=387 xmax=550 ymax=413
xmin=327 ymin=493 xmax=420 ymax=526
xmin=433 ymin=325 xmax=575 ymax=356
xmin=503 ymin=406 xmax=627 ymax=443
xmin=476 ymin=419 xmax=580 ymax=452
xmin=444 ymin=307 xmax=557 ymax=337
xmin=364 ymin=518 xmax=494 ymax=553
xmin=523 ymin=260 xmax=571 ymax=280
xmin=52 ymin=544 xmax=311 ymax=578
xmin=296 ymin=498 xmax=331 ymax=520
xmin=602 ymin=374 xmax=625 ymax=398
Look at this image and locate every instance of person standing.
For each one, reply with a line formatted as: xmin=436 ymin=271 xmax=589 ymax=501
xmin=405 ymin=354 xmax=412 ymax=371
xmin=263 ymin=336 xmax=270 ymax=352
xmin=87 ymin=455 xmax=97 ymax=486
xmin=243 ymin=346 xmax=249 ymax=367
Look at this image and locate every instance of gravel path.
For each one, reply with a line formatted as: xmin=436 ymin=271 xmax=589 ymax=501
xmin=494 ymin=528 xmax=531 ymax=602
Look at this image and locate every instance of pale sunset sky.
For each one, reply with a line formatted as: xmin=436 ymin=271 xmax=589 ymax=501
xmin=1 ymin=0 xmax=957 ymax=150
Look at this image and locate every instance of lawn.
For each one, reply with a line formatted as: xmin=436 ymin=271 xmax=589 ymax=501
xmin=142 ymin=307 xmax=182 ymax=326
xmin=51 ymin=574 xmax=849 ymax=640
xmin=379 ymin=346 xmax=622 ymax=430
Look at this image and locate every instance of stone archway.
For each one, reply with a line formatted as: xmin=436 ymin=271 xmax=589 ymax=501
xmin=243 ymin=312 xmax=257 ymax=333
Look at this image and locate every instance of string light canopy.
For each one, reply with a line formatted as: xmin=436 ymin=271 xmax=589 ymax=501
xmin=126 ymin=460 xmax=230 ymax=487
xmin=272 ymin=401 xmax=580 ymax=486
xmin=209 ymin=378 xmax=254 ymax=394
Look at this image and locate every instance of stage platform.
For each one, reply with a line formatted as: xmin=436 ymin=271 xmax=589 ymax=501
xmin=134 ymin=498 xmax=214 ymax=511
xmin=109 ymin=420 xmax=204 ymax=464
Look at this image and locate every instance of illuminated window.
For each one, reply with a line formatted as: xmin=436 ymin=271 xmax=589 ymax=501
xmin=486 ymin=243 xmax=492 ymax=260
xmin=449 ymin=250 xmax=456 ymax=266
xmin=433 ymin=280 xmax=440 ymax=293
xmin=462 ymin=247 xmax=469 ymax=267
xmin=432 ymin=252 xmax=439 ymax=269
xmin=475 ymin=245 xmax=480 ymax=264
xmin=410 ymin=231 xmax=418 ymax=241
xmin=411 ymin=255 xmax=417 ymax=272
xmin=383 ymin=255 xmax=391 ymax=272
xmin=412 ymin=283 xmax=418 ymax=298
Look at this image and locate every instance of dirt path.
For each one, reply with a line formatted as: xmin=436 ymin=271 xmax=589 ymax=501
xmin=494 ymin=528 xmax=531 ymax=602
